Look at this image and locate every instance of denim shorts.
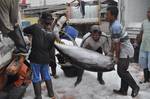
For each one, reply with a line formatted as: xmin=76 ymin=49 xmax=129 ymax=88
xmin=139 ymin=50 xmax=150 ymax=71
xmin=30 ymin=63 xmax=51 ymax=83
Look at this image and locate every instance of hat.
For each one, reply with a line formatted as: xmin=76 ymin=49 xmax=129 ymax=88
xmin=57 ymin=16 xmax=67 ymax=28
xmin=90 ymin=25 xmax=101 ymax=33
xmin=40 ymin=12 xmax=54 ymax=23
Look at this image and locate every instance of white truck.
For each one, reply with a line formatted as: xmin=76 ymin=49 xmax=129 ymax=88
xmin=66 ymin=0 xmax=150 ymax=37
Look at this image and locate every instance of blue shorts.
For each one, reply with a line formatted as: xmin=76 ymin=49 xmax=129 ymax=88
xmin=139 ymin=50 xmax=150 ymax=71
xmin=30 ymin=63 xmax=51 ymax=83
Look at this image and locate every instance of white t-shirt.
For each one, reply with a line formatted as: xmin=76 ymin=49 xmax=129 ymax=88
xmin=81 ymin=32 xmax=110 ymax=54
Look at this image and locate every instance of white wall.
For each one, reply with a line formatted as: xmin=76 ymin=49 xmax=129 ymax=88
xmin=122 ymin=0 xmax=150 ymax=27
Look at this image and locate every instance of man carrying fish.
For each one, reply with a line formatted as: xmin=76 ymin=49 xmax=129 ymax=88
xmin=106 ymin=6 xmax=140 ymax=97
xmin=80 ymin=25 xmax=110 ymax=85
xmin=23 ymin=12 xmax=56 ymax=99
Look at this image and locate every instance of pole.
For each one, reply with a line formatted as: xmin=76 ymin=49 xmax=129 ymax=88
xmin=44 ymin=0 xmax=46 ymax=6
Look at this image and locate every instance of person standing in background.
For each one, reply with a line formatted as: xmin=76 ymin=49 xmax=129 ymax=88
xmin=0 ymin=0 xmax=28 ymax=55
xmin=70 ymin=0 xmax=85 ymax=18
xmin=138 ymin=7 xmax=150 ymax=84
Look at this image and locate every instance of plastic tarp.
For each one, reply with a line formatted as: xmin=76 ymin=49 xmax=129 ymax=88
xmin=0 ymin=37 xmax=14 ymax=67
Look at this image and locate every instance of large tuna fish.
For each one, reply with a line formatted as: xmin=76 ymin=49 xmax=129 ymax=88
xmin=55 ymin=42 xmax=115 ymax=72
xmin=55 ymin=42 xmax=115 ymax=86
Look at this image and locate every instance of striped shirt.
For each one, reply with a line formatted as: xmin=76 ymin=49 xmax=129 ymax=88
xmin=110 ymin=20 xmax=134 ymax=58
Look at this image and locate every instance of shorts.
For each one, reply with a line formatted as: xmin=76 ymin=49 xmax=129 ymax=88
xmin=30 ymin=63 xmax=51 ymax=83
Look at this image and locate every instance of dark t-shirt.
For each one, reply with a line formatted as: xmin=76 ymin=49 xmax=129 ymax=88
xmin=23 ymin=24 xmax=55 ymax=64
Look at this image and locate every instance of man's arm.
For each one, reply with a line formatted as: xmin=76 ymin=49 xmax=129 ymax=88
xmin=23 ymin=25 xmax=35 ymax=35
xmin=81 ymin=38 xmax=91 ymax=49
xmin=82 ymin=42 xmax=91 ymax=49
xmin=111 ymin=25 xmax=122 ymax=62
xmin=113 ymin=40 xmax=121 ymax=60
xmin=102 ymin=37 xmax=111 ymax=55
xmin=110 ymin=37 xmax=121 ymax=63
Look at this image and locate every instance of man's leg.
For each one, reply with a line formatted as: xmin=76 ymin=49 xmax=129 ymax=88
xmin=113 ymin=79 xmax=128 ymax=95
xmin=148 ymin=51 xmax=150 ymax=80
xmin=140 ymin=68 xmax=149 ymax=83
xmin=139 ymin=51 xmax=149 ymax=83
xmin=33 ymin=82 xmax=42 ymax=99
xmin=45 ymin=80 xmax=55 ymax=98
xmin=31 ymin=63 xmax=42 ymax=99
xmin=97 ymin=72 xmax=105 ymax=85
xmin=116 ymin=58 xmax=139 ymax=97
xmin=41 ymin=64 xmax=55 ymax=99
xmin=80 ymin=1 xmax=85 ymax=18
